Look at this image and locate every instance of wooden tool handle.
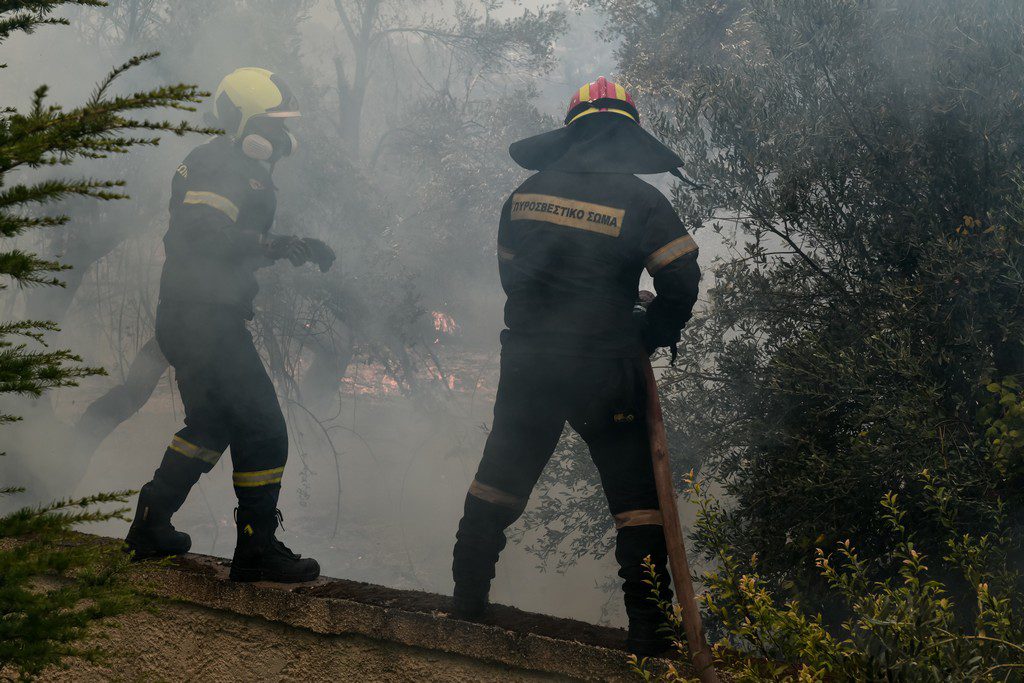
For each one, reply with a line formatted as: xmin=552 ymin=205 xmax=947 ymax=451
xmin=642 ymin=357 xmax=720 ymax=683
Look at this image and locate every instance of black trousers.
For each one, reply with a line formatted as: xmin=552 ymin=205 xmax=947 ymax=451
xmin=453 ymin=352 xmax=672 ymax=624
xmin=76 ymin=336 xmax=168 ymax=451
xmin=142 ymin=302 xmax=288 ymax=517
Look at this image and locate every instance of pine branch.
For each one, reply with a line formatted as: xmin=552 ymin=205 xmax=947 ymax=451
xmin=0 ymin=490 xmax=138 ymax=677
xmin=0 ymin=1 xmax=105 ymax=44
xmin=0 ymin=213 xmax=73 ymax=237
xmin=0 ymin=6 xmax=194 ymax=674
xmin=0 ymin=80 xmax=212 ymax=175
xmin=0 ymin=44 xmax=211 ymax=290
xmin=0 ymin=319 xmax=60 ymax=340
xmin=0 ymin=179 xmax=126 ymax=240
xmin=0 ymin=491 xmax=134 ymax=537
xmin=0 ymin=250 xmax=67 ymax=286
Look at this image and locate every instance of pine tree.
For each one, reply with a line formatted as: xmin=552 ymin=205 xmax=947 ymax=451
xmin=1 ymin=1 xmax=209 ymax=677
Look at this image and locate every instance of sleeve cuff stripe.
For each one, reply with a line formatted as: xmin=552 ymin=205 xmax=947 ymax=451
xmin=645 ymin=235 xmax=698 ymax=274
xmin=183 ymin=191 xmax=240 ymax=222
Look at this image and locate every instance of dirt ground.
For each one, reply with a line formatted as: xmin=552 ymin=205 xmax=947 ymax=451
xmin=28 ymin=600 xmax=565 ymax=683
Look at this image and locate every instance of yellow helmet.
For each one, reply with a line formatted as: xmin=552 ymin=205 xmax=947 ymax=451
xmin=213 ymin=68 xmax=300 ymax=139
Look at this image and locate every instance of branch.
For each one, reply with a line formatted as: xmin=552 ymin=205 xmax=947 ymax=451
xmin=332 ymin=0 xmax=359 ymax=46
xmin=0 ymin=1 xmax=106 ymax=43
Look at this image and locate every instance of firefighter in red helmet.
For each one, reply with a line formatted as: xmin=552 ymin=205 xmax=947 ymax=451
xmin=451 ymin=77 xmax=701 ymax=657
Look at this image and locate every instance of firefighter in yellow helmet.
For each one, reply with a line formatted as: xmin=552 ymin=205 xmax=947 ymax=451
xmin=125 ymin=68 xmax=334 ymax=583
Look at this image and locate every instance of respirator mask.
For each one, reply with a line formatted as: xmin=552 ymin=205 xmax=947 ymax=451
xmin=241 ymin=118 xmax=298 ymax=163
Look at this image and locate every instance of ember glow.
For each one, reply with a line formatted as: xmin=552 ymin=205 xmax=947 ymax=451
xmin=430 ymin=369 xmax=459 ymax=391
xmin=340 ymin=363 xmax=403 ymax=398
xmin=432 ymin=311 xmax=460 ymax=337
xmin=339 ymin=353 xmax=496 ymax=400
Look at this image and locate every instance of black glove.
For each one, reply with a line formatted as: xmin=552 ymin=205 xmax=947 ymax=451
xmin=301 ymin=238 xmax=336 ymax=273
xmin=634 ymin=290 xmax=680 ymax=357
xmin=266 ymin=235 xmax=311 ymax=266
xmin=633 ymin=290 xmax=655 ymax=328
xmin=642 ymin=323 xmax=681 ymax=357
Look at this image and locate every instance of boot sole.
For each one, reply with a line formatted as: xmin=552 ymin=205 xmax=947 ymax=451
xmin=228 ymin=565 xmax=321 ymax=583
xmin=124 ymin=545 xmax=189 ymax=561
xmin=451 ymin=599 xmax=488 ymax=621
xmin=451 ymin=607 xmax=488 ymax=622
xmin=124 ymin=538 xmax=191 ymax=562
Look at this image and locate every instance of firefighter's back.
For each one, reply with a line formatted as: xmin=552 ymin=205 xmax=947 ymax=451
xmin=496 ymin=169 xmax=683 ymax=359
xmin=453 ymin=78 xmax=702 ymax=657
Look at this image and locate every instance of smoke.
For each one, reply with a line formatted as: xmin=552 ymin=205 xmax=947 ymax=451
xmin=0 ymin=0 xmax=671 ymax=626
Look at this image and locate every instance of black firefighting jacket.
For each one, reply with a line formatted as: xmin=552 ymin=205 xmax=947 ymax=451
xmin=497 ymin=170 xmax=700 ymax=357
xmin=159 ymin=136 xmax=276 ymax=318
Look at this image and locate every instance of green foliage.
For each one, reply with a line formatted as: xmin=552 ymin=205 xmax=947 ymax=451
xmin=636 ymin=0 xmax=1024 ymax=599
xmin=628 ymin=556 xmax=698 ymax=682
xmin=0 ymin=489 xmax=138 ymax=679
xmin=0 ymin=0 xmax=209 ymax=676
xmin=0 ymin=1 xmax=103 ymax=44
xmin=631 ymin=473 xmax=1024 ymax=681
xmin=585 ymin=0 xmax=1024 ymax=677
xmin=980 ymin=377 xmax=1024 ymax=479
xmin=687 ymin=475 xmax=1024 ymax=681
xmin=0 ymin=0 xmax=210 ymax=424
xmin=0 ymin=47 xmax=208 ymax=247
xmin=0 ymin=320 xmax=97 ymax=430
xmin=575 ymin=0 xmax=750 ymax=101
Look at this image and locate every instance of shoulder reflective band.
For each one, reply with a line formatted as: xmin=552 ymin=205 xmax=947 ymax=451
xmin=511 ymin=193 xmax=626 ymax=237
xmin=168 ymin=435 xmax=223 ymax=466
xmin=183 ymin=191 xmax=240 ymax=222
xmin=468 ymin=479 xmax=527 ymax=510
xmin=614 ymin=509 xmax=664 ymax=529
xmin=645 ymin=235 xmax=698 ymax=275
xmin=232 ymin=466 xmax=285 ymax=488
xmin=497 ymin=245 xmax=515 ymax=261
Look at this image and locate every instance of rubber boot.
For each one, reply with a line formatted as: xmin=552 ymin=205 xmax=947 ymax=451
xmin=451 ymin=494 xmax=523 ymax=621
xmin=452 ymin=581 xmax=489 ymax=620
xmin=628 ymin=620 xmax=674 ymax=659
xmin=618 ymin=525 xmax=674 ymax=657
xmin=229 ymin=508 xmax=320 ymax=583
xmin=124 ymin=482 xmax=192 ymax=560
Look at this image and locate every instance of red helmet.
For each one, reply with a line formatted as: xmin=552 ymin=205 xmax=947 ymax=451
xmin=564 ymin=76 xmax=639 ymax=126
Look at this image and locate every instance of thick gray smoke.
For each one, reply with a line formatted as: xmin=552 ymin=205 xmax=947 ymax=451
xmin=0 ymin=0 xmax=714 ymax=626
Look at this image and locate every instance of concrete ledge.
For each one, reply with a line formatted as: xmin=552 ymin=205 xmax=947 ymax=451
xmin=138 ymin=552 xmax=668 ymax=681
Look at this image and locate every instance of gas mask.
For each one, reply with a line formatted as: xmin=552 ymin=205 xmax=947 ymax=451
xmin=241 ymin=120 xmax=298 ymax=163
